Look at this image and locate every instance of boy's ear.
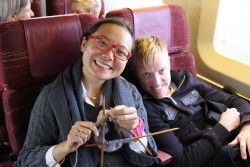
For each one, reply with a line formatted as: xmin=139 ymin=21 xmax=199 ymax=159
xmin=81 ymin=37 xmax=87 ymax=52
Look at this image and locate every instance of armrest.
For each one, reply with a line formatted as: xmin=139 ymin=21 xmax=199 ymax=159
xmin=157 ymin=149 xmax=173 ymax=166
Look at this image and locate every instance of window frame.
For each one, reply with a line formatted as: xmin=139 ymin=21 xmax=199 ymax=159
xmin=197 ymin=0 xmax=250 ymax=98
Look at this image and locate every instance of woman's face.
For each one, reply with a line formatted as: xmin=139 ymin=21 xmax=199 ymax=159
xmin=13 ymin=0 xmax=34 ymax=20
xmin=81 ymin=23 xmax=133 ymax=82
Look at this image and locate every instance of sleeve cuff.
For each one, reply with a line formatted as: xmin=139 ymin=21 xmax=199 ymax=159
xmin=45 ymin=145 xmax=62 ymax=167
xmin=132 ymin=117 xmax=144 ymax=136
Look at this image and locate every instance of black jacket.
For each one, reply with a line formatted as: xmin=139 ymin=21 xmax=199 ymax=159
xmin=140 ymin=70 xmax=250 ymax=167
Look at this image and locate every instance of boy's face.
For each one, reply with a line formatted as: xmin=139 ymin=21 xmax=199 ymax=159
xmin=71 ymin=1 xmax=98 ymax=17
xmin=135 ymin=52 xmax=171 ymax=99
xmin=71 ymin=1 xmax=88 ymax=14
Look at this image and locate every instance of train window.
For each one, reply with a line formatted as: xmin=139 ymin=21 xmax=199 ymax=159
xmin=214 ymin=0 xmax=250 ymax=65
xmin=198 ymin=0 xmax=250 ymax=99
xmin=105 ymin=0 xmax=163 ymax=13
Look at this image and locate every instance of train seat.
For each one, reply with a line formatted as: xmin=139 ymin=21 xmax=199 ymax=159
xmin=46 ymin=0 xmax=71 ymax=16
xmin=106 ymin=4 xmax=197 ymax=78
xmin=0 ymin=0 xmax=42 ymax=154
xmin=46 ymin=0 xmax=105 ymax=19
xmin=106 ymin=4 xmax=197 ymax=165
xmin=0 ymin=1 xmax=42 ymax=165
xmin=0 ymin=13 xmax=98 ymax=165
xmin=31 ymin=0 xmax=42 ymax=17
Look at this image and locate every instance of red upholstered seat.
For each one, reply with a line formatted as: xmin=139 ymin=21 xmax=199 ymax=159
xmin=0 ymin=13 xmax=98 ymax=164
xmin=46 ymin=0 xmax=71 ymax=16
xmin=106 ymin=4 xmax=196 ymax=78
xmin=106 ymin=4 xmax=197 ymax=165
xmin=31 ymin=0 xmax=42 ymax=17
xmin=0 ymin=2 xmax=42 ymax=160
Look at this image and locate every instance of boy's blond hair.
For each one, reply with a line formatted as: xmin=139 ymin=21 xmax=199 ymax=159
xmin=131 ymin=36 xmax=169 ymax=68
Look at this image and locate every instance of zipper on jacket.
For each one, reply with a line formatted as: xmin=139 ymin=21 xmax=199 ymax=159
xmin=169 ymin=96 xmax=193 ymax=115
xmin=172 ymin=75 xmax=186 ymax=94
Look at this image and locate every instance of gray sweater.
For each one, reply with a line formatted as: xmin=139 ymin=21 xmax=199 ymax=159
xmin=14 ymin=60 xmax=158 ymax=167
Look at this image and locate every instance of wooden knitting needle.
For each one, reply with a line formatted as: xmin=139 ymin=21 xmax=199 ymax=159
xmin=131 ymin=128 xmax=179 ymax=156
xmin=100 ymin=95 xmax=105 ymax=167
xmin=84 ymin=143 xmax=99 ymax=147
xmin=84 ymin=128 xmax=179 ymax=150
xmin=100 ymin=137 xmax=104 ymax=167
xmin=95 ymin=112 xmax=109 ymax=127
xmin=95 ymin=96 xmax=109 ymax=127
xmin=132 ymin=132 xmax=153 ymax=156
xmin=102 ymin=95 xmax=105 ymax=115
xmin=132 ymin=128 xmax=179 ymax=140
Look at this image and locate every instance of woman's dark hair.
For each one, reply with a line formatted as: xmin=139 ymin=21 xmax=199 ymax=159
xmin=83 ymin=17 xmax=135 ymax=51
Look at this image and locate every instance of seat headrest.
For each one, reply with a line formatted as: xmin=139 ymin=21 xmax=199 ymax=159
xmin=23 ymin=15 xmax=82 ymax=78
xmin=106 ymin=4 xmax=190 ymax=53
xmin=31 ymin=0 xmax=42 ymax=17
xmin=0 ymin=13 xmax=98 ymax=89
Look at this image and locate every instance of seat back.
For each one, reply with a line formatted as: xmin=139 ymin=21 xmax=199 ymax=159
xmin=0 ymin=1 xmax=42 ymax=164
xmin=46 ymin=0 xmax=105 ymax=19
xmin=106 ymin=4 xmax=196 ymax=78
xmin=46 ymin=0 xmax=71 ymax=16
xmin=0 ymin=13 xmax=98 ymax=155
xmin=106 ymin=4 xmax=196 ymax=165
xmin=31 ymin=0 xmax=42 ymax=17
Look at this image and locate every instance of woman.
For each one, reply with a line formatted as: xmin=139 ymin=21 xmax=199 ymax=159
xmin=0 ymin=0 xmax=34 ymax=22
xmin=14 ymin=18 xmax=158 ymax=167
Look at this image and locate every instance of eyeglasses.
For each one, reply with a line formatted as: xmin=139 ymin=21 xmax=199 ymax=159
xmin=88 ymin=35 xmax=132 ymax=61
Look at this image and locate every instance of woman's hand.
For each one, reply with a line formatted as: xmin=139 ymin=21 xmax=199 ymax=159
xmin=109 ymin=105 xmax=139 ymax=130
xmin=53 ymin=121 xmax=99 ymax=162
xmin=65 ymin=121 xmax=99 ymax=152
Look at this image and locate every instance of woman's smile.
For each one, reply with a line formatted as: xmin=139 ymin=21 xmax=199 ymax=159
xmin=95 ymin=60 xmax=112 ymax=70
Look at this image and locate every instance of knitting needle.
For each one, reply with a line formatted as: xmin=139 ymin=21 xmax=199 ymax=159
xmin=131 ymin=128 xmax=179 ymax=156
xmin=100 ymin=134 xmax=104 ymax=167
xmin=84 ymin=143 xmax=99 ymax=147
xmin=95 ymin=112 xmax=110 ymax=127
xmin=132 ymin=128 xmax=179 ymax=140
xmin=132 ymin=132 xmax=153 ymax=156
xmin=100 ymin=95 xmax=105 ymax=167
xmin=84 ymin=128 xmax=179 ymax=148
